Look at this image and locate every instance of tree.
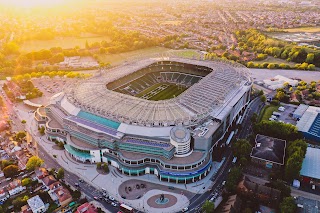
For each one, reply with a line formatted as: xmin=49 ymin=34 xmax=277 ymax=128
xmin=57 ymin=168 xmax=64 ymax=179
xmin=21 ymin=120 xmax=26 ymax=124
xmin=0 ymin=206 xmax=4 ymax=213
xmin=1 ymin=159 xmax=15 ymax=169
xmin=225 ymin=167 xmax=242 ymax=192
xmin=260 ymin=95 xmax=266 ymax=103
xmin=306 ymin=53 xmax=314 ymax=63
xmin=103 ymin=163 xmax=109 ymax=173
xmin=26 ymin=156 xmax=44 ymax=171
xmin=22 ymin=177 xmax=32 ymax=186
xmin=3 ymin=165 xmax=19 ymax=177
xmin=97 ymin=162 xmax=102 ymax=169
xmin=280 ymin=197 xmax=296 ymax=213
xmin=202 ymin=200 xmax=215 ymax=213
xmin=233 ymin=139 xmax=252 ymax=159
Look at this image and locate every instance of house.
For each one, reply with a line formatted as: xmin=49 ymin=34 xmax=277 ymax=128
xmin=76 ymin=202 xmax=98 ymax=213
xmin=0 ymin=188 xmax=9 ymax=203
xmin=47 ymin=181 xmax=72 ymax=207
xmin=53 ymin=187 xmax=72 ymax=207
xmin=220 ymin=194 xmax=242 ymax=213
xmin=42 ymin=175 xmax=57 ymax=188
xmin=7 ymin=179 xmax=26 ymax=196
xmin=237 ymin=176 xmax=281 ymax=205
xmin=27 ymin=195 xmax=46 ymax=213
xmin=35 ymin=168 xmax=49 ymax=180
xmin=250 ymin=134 xmax=286 ymax=169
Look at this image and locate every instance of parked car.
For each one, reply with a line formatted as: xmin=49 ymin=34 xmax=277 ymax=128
xmin=111 ymin=202 xmax=118 ymax=207
xmin=182 ymin=207 xmax=189 ymax=212
xmin=108 ymin=196 xmax=115 ymax=201
xmin=94 ymin=196 xmax=99 ymax=200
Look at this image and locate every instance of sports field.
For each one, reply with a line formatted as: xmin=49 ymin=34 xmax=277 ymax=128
xmin=136 ymin=83 xmax=187 ymax=101
xmin=20 ymin=34 xmax=111 ymax=52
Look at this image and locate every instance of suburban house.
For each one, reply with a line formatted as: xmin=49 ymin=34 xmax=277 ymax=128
xmin=42 ymin=175 xmax=57 ymax=189
xmin=220 ymin=194 xmax=242 ymax=213
xmin=237 ymin=176 xmax=281 ymax=205
xmin=0 ymin=188 xmax=9 ymax=203
xmin=27 ymin=195 xmax=46 ymax=213
xmin=35 ymin=168 xmax=49 ymax=180
xmin=250 ymin=134 xmax=286 ymax=169
xmin=76 ymin=202 xmax=98 ymax=213
xmin=7 ymin=179 xmax=26 ymax=196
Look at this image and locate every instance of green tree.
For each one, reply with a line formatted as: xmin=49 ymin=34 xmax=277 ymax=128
xmin=225 ymin=167 xmax=242 ymax=192
xmin=57 ymin=168 xmax=64 ymax=179
xmin=3 ymin=165 xmax=19 ymax=177
xmin=21 ymin=120 xmax=26 ymax=124
xmin=26 ymin=156 xmax=44 ymax=171
xmin=97 ymin=162 xmax=102 ymax=169
xmin=260 ymin=95 xmax=266 ymax=103
xmin=233 ymin=139 xmax=252 ymax=159
xmin=0 ymin=206 xmax=4 ymax=213
xmin=22 ymin=177 xmax=32 ymax=186
xmin=202 ymin=200 xmax=215 ymax=213
xmin=306 ymin=53 xmax=314 ymax=63
xmin=103 ymin=163 xmax=109 ymax=173
xmin=280 ymin=197 xmax=296 ymax=213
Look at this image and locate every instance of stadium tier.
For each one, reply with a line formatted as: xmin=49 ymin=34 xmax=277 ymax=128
xmin=35 ymin=57 xmax=252 ymax=183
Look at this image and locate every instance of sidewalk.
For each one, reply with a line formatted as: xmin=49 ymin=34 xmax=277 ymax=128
xmin=24 ymin=108 xmax=226 ymax=213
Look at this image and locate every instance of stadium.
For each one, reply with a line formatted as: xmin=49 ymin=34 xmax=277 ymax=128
xmin=34 ymin=57 xmax=252 ymax=184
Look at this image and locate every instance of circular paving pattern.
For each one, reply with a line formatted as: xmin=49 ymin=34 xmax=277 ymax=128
xmin=147 ymin=194 xmax=177 ymax=208
xmin=155 ymin=198 xmax=169 ymax=205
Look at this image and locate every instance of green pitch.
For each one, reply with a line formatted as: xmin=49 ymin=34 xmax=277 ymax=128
xmin=136 ymin=83 xmax=187 ymax=101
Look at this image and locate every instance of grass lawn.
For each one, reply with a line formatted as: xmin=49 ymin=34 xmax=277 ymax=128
xmin=136 ymin=83 xmax=186 ymax=100
xmin=20 ymin=34 xmax=111 ymax=52
xmin=259 ymin=105 xmax=279 ymax=121
xmin=170 ymin=49 xmax=201 ymax=59
xmin=253 ymin=56 xmax=296 ymax=67
xmin=98 ymin=48 xmax=202 ymax=66
xmin=148 ymin=84 xmax=187 ymax=101
xmin=97 ymin=47 xmax=170 ymax=66
xmin=135 ymin=83 xmax=163 ymax=98
xmin=283 ymin=27 xmax=320 ymax=33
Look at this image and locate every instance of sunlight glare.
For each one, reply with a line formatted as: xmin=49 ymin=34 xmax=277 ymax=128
xmin=0 ymin=0 xmax=67 ymax=8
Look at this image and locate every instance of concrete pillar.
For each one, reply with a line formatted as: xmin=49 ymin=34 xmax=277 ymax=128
xmin=192 ymin=177 xmax=195 ymax=183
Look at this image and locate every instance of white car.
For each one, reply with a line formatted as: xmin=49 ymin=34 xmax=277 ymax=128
xmin=111 ymin=202 xmax=118 ymax=207
xmin=108 ymin=196 xmax=115 ymax=201
xmin=182 ymin=207 xmax=189 ymax=212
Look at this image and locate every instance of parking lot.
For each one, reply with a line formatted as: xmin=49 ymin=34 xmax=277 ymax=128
xmin=31 ymin=77 xmax=79 ymax=106
xmin=276 ymin=104 xmax=297 ymax=125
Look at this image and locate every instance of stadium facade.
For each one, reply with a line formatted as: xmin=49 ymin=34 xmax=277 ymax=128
xmin=34 ymin=58 xmax=252 ymax=184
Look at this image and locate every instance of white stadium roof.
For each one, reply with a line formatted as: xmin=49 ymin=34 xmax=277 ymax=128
xmin=63 ymin=57 xmax=251 ymax=126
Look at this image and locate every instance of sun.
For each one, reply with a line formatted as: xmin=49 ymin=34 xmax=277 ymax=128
xmin=0 ymin=0 xmax=66 ymax=8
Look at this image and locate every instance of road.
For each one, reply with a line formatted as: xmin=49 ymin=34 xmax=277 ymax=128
xmin=35 ymin=137 xmax=118 ymax=212
xmin=187 ymin=97 xmax=265 ymax=213
xmin=250 ymin=68 xmax=320 ymax=83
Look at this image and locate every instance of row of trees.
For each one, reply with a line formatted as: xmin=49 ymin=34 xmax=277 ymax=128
xmin=235 ymin=29 xmax=320 ymax=67
xmin=253 ymin=120 xmax=301 ymax=141
xmin=285 ymin=139 xmax=307 ymax=182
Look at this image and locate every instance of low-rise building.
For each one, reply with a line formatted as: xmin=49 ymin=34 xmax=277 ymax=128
xmin=76 ymin=202 xmax=98 ymax=213
xmin=27 ymin=195 xmax=46 ymax=213
xmin=220 ymin=194 xmax=242 ymax=213
xmin=35 ymin=168 xmax=49 ymax=180
xmin=250 ymin=134 xmax=286 ymax=169
xmin=42 ymin=175 xmax=57 ymax=189
xmin=237 ymin=176 xmax=281 ymax=205
xmin=296 ymin=106 xmax=320 ymax=142
xmin=300 ymin=147 xmax=320 ymax=185
xmin=0 ymin=188 xmax=9 ymax=203
xmin=7 ymin=179 xmax=26 ymax=196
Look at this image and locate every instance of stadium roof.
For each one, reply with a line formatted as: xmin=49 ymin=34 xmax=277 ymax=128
xmin=64 ymin=57 xmax=251 ymax=127
xmin=300 ymin=147 xmax=320 ymax=180
xmin=293 ymin=104 xmax=309 ymax=118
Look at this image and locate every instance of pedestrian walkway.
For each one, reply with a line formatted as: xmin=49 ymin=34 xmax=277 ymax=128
xmin=25 ymin=112 xmax=221 ymax=212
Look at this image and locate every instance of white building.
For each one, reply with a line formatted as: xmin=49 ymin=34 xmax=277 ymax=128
xmin=7 ymin=179 xmax=26 ymax=196
xmin=27 ymin=195 xmax=46 ymax=213
xmin=263 ymin=75 xmax=299 ymax=90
